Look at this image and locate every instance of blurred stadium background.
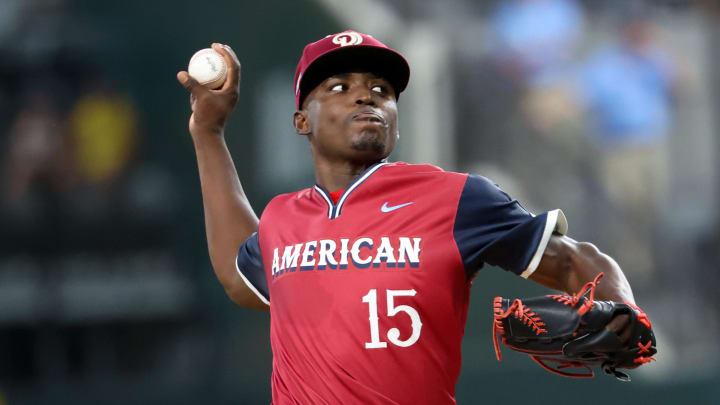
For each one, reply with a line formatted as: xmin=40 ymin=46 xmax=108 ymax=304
xmin=1 ymin=0 xmax=719 ymax=403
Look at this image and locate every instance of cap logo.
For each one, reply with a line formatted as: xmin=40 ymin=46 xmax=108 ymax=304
xmin=332 ymin=31 xmax=363 ymax=47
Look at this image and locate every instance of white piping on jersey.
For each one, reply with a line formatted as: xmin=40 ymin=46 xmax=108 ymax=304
xmin=314 ymin=185 xmax=334 ymax=219
xmin=520 ymin=209 xmax=568 ymax=279
xmin=335 ymin=162 xmax=387 ymax=217
xmin=314 ymin=162 xmax=389 ymax=220
xmin=234 ymin=255 xmax=270 ymax=306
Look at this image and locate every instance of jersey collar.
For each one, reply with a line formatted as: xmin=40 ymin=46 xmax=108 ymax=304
xmin=314 ymin=161 xmax=388 ymax=219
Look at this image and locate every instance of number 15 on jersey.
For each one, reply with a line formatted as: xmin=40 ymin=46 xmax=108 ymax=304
xmin=362 ymin=289 xmax=423 ymax=349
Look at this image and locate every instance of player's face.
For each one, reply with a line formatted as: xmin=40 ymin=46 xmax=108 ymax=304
xmin=296 ymin=72 xmax=399 ymax=164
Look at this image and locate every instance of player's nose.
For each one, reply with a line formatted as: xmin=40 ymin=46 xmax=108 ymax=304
xmin=354 ymin=89 xmax=375 ymax=106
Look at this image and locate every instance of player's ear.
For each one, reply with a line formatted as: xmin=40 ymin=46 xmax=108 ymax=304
xmin=293 ymin=111 xmax=311 ymax=135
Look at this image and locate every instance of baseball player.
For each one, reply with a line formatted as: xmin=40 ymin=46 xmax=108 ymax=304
xmin=177 ymin=31 xmax=641 ymax=404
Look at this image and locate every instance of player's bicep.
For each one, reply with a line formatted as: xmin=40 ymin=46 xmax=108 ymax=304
xmin=453 ymin=175 xmax=568 ymax=277
xmin=232 ymin=232 xmax=270 ymax=310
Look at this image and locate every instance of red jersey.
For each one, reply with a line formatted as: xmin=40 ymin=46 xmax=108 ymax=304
xmin=235 ymin=162 xmax=567 ymax=404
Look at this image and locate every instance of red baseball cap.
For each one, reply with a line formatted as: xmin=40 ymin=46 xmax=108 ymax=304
xmin=294 ymin=30 xmax=410 ymax=109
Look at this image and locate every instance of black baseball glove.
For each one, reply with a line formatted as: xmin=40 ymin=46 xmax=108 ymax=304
xmin=492 ymin=273 xmax=656 ymax=381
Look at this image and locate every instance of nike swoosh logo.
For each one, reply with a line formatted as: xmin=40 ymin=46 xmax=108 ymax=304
xmin=381 ymin=201 xmax=414 ymax=213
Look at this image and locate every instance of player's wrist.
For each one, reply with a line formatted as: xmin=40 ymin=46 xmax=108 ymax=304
xmin=190 ymin=118 xmax=225 ymax=139
xmin=190 ymin=125 xmax=225 ymax=146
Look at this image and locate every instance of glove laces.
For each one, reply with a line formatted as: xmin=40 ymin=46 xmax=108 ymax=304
xmin=492 ymin=297 xmax=547 ymax=361
xmin=548 ymin=272 xmax=603 ymax=315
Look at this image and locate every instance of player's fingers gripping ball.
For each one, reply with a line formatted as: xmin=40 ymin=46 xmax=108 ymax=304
xmin=188 ymin=47 xmax=228 ymax=89
xmin=492 ymin=273 xmax=657 ymax=381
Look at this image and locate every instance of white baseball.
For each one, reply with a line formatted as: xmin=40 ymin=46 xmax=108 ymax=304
xmin=187 ymin=48 xmax=227 ymax=89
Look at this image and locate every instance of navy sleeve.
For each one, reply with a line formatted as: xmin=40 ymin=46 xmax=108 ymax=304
xmin=453 ymin=175 xmax=567 ymax=278
xmin=235 ymin=232 xmax=270 ymax=305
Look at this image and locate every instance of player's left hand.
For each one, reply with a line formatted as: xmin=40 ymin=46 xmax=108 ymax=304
xmin=607 ymin=313 xmax=632 ymax=343
xmin=492 ymin=273 xmax=657 ymax=380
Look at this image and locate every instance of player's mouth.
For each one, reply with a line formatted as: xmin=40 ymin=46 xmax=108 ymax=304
xmin=351 ymin=110 xmax=387 ymax=126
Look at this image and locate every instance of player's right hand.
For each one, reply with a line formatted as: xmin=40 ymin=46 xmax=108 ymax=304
xmin=177 ymin=42 xmax=241 ymax=136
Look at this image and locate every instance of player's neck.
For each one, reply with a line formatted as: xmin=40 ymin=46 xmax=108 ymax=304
xmin=314 ymin=159 xmax=381 ymax=192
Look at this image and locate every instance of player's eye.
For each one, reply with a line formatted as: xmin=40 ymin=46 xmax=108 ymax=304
xmin=330 ymin=83 xmax=346 ymax=92
xmin=371 ymin=85 xmax=385 ymax=94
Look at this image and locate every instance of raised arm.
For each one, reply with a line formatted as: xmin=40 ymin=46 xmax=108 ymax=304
xmin=177 ymin=43 xmax=267 ymax=310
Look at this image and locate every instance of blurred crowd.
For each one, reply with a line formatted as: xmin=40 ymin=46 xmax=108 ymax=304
xmin=454 ymin=0 xmax=718 ymax=374
xmin=0 ymin=0 xmax=193 ymax=391
xmin=460 ymin=0 xmax=678 ymax=280
xmin=2 ymin=79 xmax=143 ymax=246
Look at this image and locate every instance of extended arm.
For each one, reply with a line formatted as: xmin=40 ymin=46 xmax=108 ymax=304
xmin=177 ymin=43 xmax=267 ymax=310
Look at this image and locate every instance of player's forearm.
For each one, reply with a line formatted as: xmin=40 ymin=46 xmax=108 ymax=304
xmin=191 ymin=129 xmax=259 ymax=285
xmin=533 ymin=236 xmax=635 ymax=304
xmin=566 ymin=242 xmax=635 ymax=304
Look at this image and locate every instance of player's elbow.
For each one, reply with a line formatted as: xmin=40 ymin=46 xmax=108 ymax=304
xmin=538 ymin=238 xmax=605 ymax=292
xmin=565 ymin=240 xmax=604 ymax=275
xmin=571 ymin=241 xmax=602 ymax=262
xmin=207 ymin=246 xmax=268 ymax=310
xmin=565 ymin=240 xmax=615 ymax=284
xmin=540 ymin=236 xmax=600 ymax=273
xmin=220 ymin=274 xmax=269 ymax=311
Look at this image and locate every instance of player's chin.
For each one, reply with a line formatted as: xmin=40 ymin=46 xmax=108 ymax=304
xmin=350 ymin=130 xmax=392 ymax=156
